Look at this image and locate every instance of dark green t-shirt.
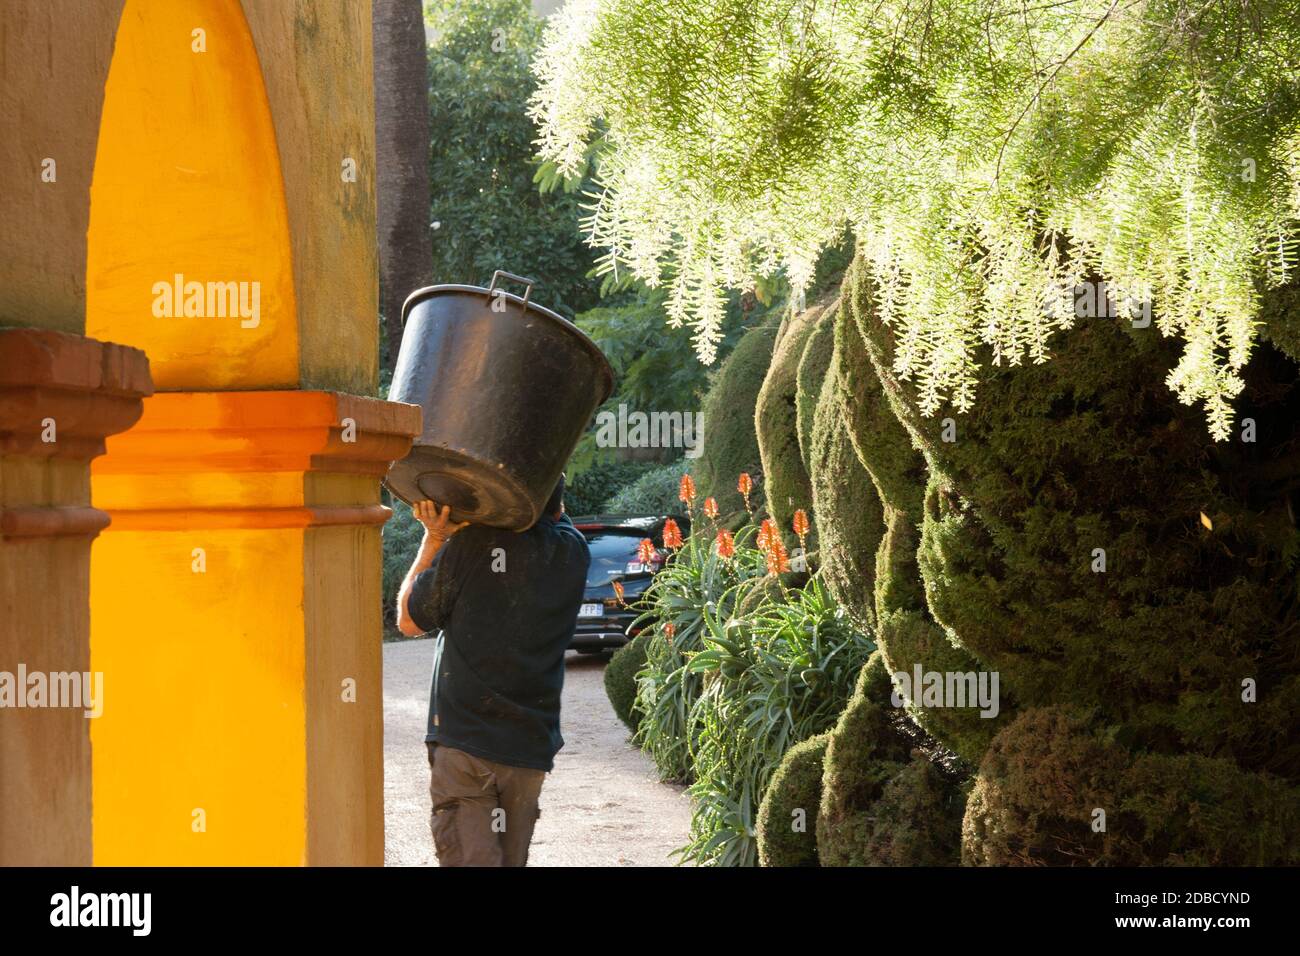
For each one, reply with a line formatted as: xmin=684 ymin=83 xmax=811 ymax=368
xmin=408 ymin=513 xmax=590 ymax=771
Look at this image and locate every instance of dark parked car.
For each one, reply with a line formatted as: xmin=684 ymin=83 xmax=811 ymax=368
xmin=568 ymin=514 xmax=691 ymax=654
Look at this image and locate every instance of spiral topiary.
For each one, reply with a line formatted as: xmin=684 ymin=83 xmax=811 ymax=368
xmin=756 ymin=292 xmax=838 ymax=552
xmin=963 ymin=708 xmax=1300 ymax=866
xmin=838 ymin=255 xmax=1002 ymax=763
xmin=846 ymin=248 xmax=1300 ymax=780
xmin=807 ymin=342 xmax=882 ymax=633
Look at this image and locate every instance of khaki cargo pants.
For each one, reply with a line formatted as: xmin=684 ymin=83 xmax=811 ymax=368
xmin=427 ymin=744 xmax=546 ymax=867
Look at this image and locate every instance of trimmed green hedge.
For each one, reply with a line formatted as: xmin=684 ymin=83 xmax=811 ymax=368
xmin=695 ymin=322 xmax=778 ymax=523
xmin=830 ymin=259 xmax=997 ymax=762
xmin=604 ymin=632 xmax=649 ymax=733
xmin=815 ymin=652 xmax=965 ymax=866
xmin=963 ymin=708 xmax=1300 ymax=865
xmin=601 ymin=458 xmax=688 ymax=514
xmin=807 ymin=343 xmax=880 ymax=634
xmin=816 ymin=654 xmax=910 ymax=866
xmin=848 ymin=248 xmax=1300 ymax=774
xmin=795 ymin=300 xmax=837 ymax=470
xmin=756 ymin=733 xmax=829 ymax=867
xmin=756 ymin=297 xmax=830 ymax=549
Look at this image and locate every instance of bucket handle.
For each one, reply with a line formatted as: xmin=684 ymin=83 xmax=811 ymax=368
xmin=487 ymin=270 xmax=534 ymax=313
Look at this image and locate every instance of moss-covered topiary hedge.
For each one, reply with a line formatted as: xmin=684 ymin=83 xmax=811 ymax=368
xmin=963 ymin=708 xmax=1300 ymax=865
xmin=807 ymin=338 xmax=881 ymax=634
xmin=817 ymin=654 xmax=905 ymax=863
xmin=857 ymin=756 xmax=965 ymax=866
xmin=846 ymin=250 xmax=1300 ymax=779
xmin=756 ymin=732 xmax=829 ymax=867
xmin=961 ymin=707 xmax=1127 ymax=865
xmin=696 ymin=322 xmax=778 ymax=523
xmin=815 ymin=652 xmax=968 ymax=866
xmin=604 ymin=632 xmax=649 ymax=733
xmin=837 ymin=256 xmax=1002 ymax=763
xmin=795 ymin=299 xmax=837 ymax=470
xmin=794 ymin=249 xmax=1300 ymax=867
xmin=756 ymin=293 xmax=838 ymax=552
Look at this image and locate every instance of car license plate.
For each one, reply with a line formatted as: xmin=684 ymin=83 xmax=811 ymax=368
xmin=579 ymin=603 xmax=602 ymax=618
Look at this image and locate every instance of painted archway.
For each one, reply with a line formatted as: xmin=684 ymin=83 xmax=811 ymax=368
xmin=84 ymin=0 xmax=414 ymax=866
xmin=86 ymin=0 xmax=298 ymax=389
xmin=1 ymin=0 xmax=408 ymax=866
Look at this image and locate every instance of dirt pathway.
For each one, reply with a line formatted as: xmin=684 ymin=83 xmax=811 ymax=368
xmin=383 ymin=638 xmax=693 ymax=866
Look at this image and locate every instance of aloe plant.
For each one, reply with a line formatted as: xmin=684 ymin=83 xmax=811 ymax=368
xmin=680 ymin=577 xmax=873 ymax=865
xmin=630 ymin=507 xmax=872 ymax=865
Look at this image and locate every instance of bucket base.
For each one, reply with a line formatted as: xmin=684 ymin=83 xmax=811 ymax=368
xmin=384 ymin=445 xmax=535 ymax=531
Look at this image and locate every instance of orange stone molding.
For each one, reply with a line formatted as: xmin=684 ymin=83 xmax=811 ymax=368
xmin=0 ymin=506 xmax=111 ymax=539
xmin=92 ymin=390 xmax=422 ymax=531
xmin=0 ymin=328 xmax=153 ymax=541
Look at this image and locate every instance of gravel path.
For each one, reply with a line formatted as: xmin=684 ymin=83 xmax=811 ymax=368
xmin=383 ymin=637 xmax=693 ymax=866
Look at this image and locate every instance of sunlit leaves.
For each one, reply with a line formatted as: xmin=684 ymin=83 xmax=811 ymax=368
xmin=532 ymin=0 xmax=1300 ymax=438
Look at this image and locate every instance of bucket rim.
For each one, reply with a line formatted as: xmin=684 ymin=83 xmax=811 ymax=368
xmin=400 ymin=283 xmax=615 ymax=402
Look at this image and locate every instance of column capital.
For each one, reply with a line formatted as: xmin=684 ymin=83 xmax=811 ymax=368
xmin=0 ymin=328 xmax=152 ymax=540
xmin=93 ymin=390 xmax=422 ymax=530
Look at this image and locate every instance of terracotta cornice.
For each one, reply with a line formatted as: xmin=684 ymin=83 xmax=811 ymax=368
xmin=93 ymin=391 xmax=421 ymax=477
xmin=0 ymin=506 xmax=112 ymax=538
xmin=0 ymin=328 xmax=153 ymax=541
xmin=0 ymin=327 xmax=153 ymax=460
xmin=92 ymin=390 xmax=422 ymax=530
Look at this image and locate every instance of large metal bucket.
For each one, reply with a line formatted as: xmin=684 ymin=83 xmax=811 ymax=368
xmin=384 ymin=271 xmax=614 ymax=530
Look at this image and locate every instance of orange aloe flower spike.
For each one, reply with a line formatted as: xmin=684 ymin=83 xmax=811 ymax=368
xmin=679 ymin=473 xmax=696 ymax=505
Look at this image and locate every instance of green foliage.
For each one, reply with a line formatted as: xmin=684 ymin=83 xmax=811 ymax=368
xmin=631 ymin=518 xmax=872 ymax=866
xmin=696 ymin=322 xmax=779 ymax=523
xmin=755 ymin=295 xmax=830 ymax=551
xmin=817 ymin=655 xmax=906 ymax=864
xmin=816 ymin=653 xmax=966 ymax=866
xmin=680 ymin=576 xmax=874 ymax=865
xmin=563 ymin=458 xmax=659 ymax=517
xmin=857 ymin=757 xmax=966 ymax=866
xmin=794 ymin=301 xmax=836 ymax=470
xmin=564 ymin=287 xmax=747 ymax=481
xmin=578 ymin=289 xmax=746 ymax=415
xmin=381 ymin=492 xmax=424 ymax=632
xmin=1116 ymin=753 xmax=1300 ymax=866
xmin=755 ymin=732 xmax=828 ymax=867
xmin=632 ymin=525 xmax=767 ymax=783
xmin=604 ymin=632 xmax=649 ymax=732
xmin=806 ymin=346 xmax=881 ymax=635
xmin=533 ymin=0 xmax=1300 ymax=438
xmin=847 ymin=248 xmax=1300 ymax=775
xmin=837 ymin=262 xmax=1003 ymax=762
xmin=962 ymin=708 xmax=1300 ymax=866
xmin=601 ymin=458 xmax=688 ymax=514
xmin=427 ymin=0 xmax=596 ymax=318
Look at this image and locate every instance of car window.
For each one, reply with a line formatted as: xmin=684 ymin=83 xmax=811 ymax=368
xmin=583 ymin=531 xmax=650 ymax=587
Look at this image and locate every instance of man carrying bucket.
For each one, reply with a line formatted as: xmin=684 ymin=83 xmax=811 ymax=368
xmin=395 ymin=476 xmax=590 ymax=867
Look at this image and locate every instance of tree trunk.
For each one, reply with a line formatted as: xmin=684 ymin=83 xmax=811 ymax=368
xmin=373 ymin=0 xmax=433 ymax=374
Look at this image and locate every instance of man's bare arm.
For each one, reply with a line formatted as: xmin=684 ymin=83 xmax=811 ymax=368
xmin=396 ymin=501 xmax=468 ymax=637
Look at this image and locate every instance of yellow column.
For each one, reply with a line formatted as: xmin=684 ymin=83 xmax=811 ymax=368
xmin=80 ymin=0 xmax=403 ymax=865
xmin=90 ymin=393 xmax=419 ymax=864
